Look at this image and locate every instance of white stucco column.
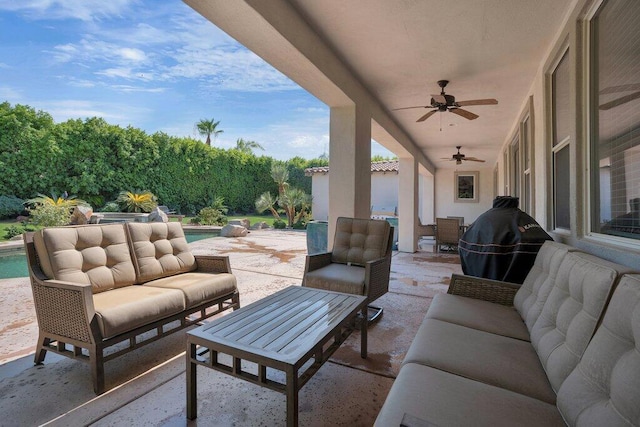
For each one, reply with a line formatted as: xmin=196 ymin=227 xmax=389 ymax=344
xmin=420 ymin=172 xmax=435 ymax=224
xmin=398 ymin=157 xmax=419 ymax=253
xmin=328 ymin=105 xmax=371 ymax=246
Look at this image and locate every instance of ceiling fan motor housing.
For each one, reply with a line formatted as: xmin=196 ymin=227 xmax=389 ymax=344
xmin=431 ymin=94 xmax=456 ymax=107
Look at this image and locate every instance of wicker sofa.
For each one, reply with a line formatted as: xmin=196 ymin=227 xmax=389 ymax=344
xmin=375 ymin=241 xmax=640 ymax=426
xmin=24 ymin=221 xmax=239 ymax=394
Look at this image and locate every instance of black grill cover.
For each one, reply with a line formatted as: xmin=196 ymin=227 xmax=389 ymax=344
xmin=459 ymin=196 xmax=553 ymax=284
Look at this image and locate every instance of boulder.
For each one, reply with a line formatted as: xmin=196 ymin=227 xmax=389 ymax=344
xmin=221 ymin=224 xmax=248 ymax=237
xmin=228 ymin=218 xmax=250 ymax=228
xmin=70 ymin=205 xmax=93 ymax=225
xmin=148 ymin=207 xmax=169 ymax=223
xmin=250 ymin=221 xmax=270 ymax=230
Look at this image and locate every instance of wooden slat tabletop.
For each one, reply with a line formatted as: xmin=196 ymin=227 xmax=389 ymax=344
xmin=189 ymin=286 xmax=366 ymax=365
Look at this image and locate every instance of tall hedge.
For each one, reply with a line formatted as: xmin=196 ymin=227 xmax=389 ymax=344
xmin=0 ymin=102 xmax=325 ymax=214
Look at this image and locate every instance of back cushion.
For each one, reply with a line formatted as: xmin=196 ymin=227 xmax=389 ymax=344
xmin=557 ymin=274 xmax=640 ymax=426
xmin=530 ymin=252 xmax=633 ymax=393
xmin=331 ymin=217 xmax=390 ymax=266
xmin=126 ymin=222 xmax=196 ymax=283
xmin=33 ymin=224 xmax=136 ymax=293
xmin=514 ymin=241 xmax=575 ymax=331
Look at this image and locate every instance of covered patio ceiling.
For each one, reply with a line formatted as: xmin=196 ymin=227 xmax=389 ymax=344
xmin=185 ymin=0 xmax=574 ymax=169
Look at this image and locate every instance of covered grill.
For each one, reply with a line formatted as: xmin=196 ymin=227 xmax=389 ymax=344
xmin=459 ymin=196 xmax=552 ymax=284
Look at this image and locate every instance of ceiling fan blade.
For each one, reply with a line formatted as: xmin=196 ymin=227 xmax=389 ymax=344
xmin=456 ymin=98 xmax=498 ymax=106
xmin=449 ymin=108 xmax=479 ymax=120
xmin=392 ymin=105 xmax=431 ymax=111
xmin=439 ymin=157 xmax=455 ymax=160
xmin=431 ymin=94 xmax=447 ymax=104
xmin=417 ymin=110 xmax=437 ymax=122
xmin=599 ymin=91 xmax=640 ymax=110
xmin=600 ymin=83 xmax=640 ymax=94
xmin=464 ymin=158 xmax=486 ymax=162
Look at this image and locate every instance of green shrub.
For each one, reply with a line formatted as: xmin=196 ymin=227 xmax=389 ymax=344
xmin=28 ymin=204 xmax=71 ymax=226
xmin=198 ymin=207 xmax=228 ymax=226
xmin=273 ymin=219 xmax=287 ymax=229
xmin=292 ymin=219 xmax=307 ymax=230
xmin=190 ymin=217 xmax=202 ymax=225
xmin=100 ymin=201 xmax=120 ymax=212
xmin=4 ymin=225 xmax=24 ymax=240
xmin=0 ymin=195 xmax=25 ymax=219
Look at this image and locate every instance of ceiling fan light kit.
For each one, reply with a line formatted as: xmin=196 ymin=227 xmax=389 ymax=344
xmin=394 ymin=80 xmax=498 ymax=123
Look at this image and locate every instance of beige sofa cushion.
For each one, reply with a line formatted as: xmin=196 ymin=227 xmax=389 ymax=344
xmin=144 ymin=272 xmax=237 ymax=309
xmin=514 ymin=241 xmax=575 ymax=331
xmin=126 ymin=222 xmax=196 ymax=283
xmin=303 ymin=263 xmax=365 ymax=296
xmin=425 ymin=293 xmax=530 ymax=340
xmin=557 ymin=274 xmax=640 ymax=426
xmin=374 ymin=363 xmax=566 ymax=427
xmin=530 ymin=251 xmax=633 ymax=393
xmin=331 ymin=217 xmax=390 ymax=266
xmin=93 ymin=285 xmax=185 ymax=338
xmin=33 ymin=224 xmax=136 ymax=293
xmin=403 ymin=318 xmax=557 ymax=403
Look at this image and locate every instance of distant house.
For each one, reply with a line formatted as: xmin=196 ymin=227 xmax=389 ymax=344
xmin=305 ymin=160 xmax=399 ymax=221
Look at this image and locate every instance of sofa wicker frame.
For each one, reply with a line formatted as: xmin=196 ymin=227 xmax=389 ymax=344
xmin=24 ymin=232 xmax=240 ymax=394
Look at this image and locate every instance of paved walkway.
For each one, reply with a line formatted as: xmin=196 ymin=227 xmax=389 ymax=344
xmin=0 ymin=230 xmax=461 ymax=426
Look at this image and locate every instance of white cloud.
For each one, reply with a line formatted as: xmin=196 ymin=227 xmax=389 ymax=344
xmin=109 ymin=84 xmax=165 ymax=93
xmin=118 ymin=47 xmax=146 ymax=62
xmin=38 ymin=99 xmax=152 ymax=125
xmin=0 ymin=0 xmax=135 ymax=22
xmin=0 ymin=86 xmax=23 ymax=103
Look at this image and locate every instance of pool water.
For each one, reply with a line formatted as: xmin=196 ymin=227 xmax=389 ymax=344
xmin=0 ymin=231 xmax=221 ymax=280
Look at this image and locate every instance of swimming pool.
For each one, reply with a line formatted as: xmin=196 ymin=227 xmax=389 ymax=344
xmin=0 ymin=230 xmax=221 ymax=280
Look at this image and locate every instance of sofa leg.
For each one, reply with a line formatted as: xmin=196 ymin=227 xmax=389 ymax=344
xmin=232 ymin=292 xmax=241 ymax=310
xmin=91 ymin=347 xmax=105 ymax=395
xmin=34 ymin=335 xmax=50 ymax=365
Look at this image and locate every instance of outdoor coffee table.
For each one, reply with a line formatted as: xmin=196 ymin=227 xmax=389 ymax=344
xmin=186 ymin=285 xmax=368 ymax=427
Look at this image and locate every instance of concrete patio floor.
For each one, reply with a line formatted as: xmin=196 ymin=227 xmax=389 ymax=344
xmin=0 ymin=229 xmax=461 ymax=426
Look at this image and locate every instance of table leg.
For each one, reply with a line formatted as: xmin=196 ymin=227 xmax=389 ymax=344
xmin=186 ymin=341 xmax=197 ymax=420
xmin=361 ymin=306 xmax=368 ymax=359
xmin=286 ymin=367 xmax=299 ymax=427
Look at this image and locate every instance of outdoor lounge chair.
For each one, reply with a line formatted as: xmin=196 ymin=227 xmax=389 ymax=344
xmin=302 ymin=217 xmax=393 ymax=323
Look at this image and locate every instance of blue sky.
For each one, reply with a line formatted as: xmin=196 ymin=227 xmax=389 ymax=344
xmin=0 ymin=0 xmax=393 ymax=160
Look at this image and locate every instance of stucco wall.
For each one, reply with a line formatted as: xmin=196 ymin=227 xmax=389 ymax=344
xmin=434 ymin=167 xmax=494 ymax=224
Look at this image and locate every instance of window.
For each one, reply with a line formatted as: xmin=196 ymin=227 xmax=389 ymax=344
xmin=552 ymin=50 xmax=571 ymax=230
xmin=590 ymin=0 xmax=640 ymax=241
xmin=522 ymin=116 xmax=532 ymax=214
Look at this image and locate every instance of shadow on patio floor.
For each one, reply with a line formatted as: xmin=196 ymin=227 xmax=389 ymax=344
xmin=0 ymin=230 xmax=461 ymax=426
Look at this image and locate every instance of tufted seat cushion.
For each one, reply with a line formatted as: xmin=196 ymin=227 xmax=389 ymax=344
xmin=125 ymin=222 xmax=197 ymax=283
xmin=331 ymin=217 xmax=390 ymax=266
xmin=557 ymin=274 xmax=640 ymax=426
xmin=33 ymin=224 xmax=136 ymax=293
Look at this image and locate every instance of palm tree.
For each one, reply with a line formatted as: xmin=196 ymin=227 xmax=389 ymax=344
xmin=270 ymin=162 xmax=289 ymax=197
xmin=235 ymin=138 xmax=264 ymax=154
xmin=196 ymin=118 xmax=223 ymax=146
xmin=278 ymin=187 xmax=311 ymax=227
xmin=255 ymin=191 xmax=281 ymax=219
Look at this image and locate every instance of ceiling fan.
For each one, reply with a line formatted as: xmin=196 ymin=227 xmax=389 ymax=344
xmin=599 ymin=83 xmax=640 ymax=110
xmin=394 ymin=80 xmax=498 ymax=122
xmin=441 ymin=146 xmax=486 ymax=165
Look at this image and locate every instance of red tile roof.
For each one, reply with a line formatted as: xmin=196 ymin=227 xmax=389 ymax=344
xmin=305 ymin=160 xmax=399 ymax=176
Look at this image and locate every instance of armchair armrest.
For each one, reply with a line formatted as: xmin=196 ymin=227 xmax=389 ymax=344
xmin=30 ymin=278 xmax=96 ymax=344
xmin=194 ymin=254 xmax=232 ymax=274
xmin=447 ymin=274 xmax=521 ymax=306
xmin=365 ymin=255 xmax=391 ymax=303
xmin=305 ymin=252 xmax=333 ymax=273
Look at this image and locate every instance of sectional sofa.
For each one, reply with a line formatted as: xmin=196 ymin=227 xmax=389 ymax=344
xmin=375 ymin=241 xmax=640 ymax=426
xmin=24 ymin=222 xmax=239 ymax=394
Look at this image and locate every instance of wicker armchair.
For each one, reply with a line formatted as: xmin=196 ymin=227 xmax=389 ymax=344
xmin=435 ymin=217 xmax=462 ymax=252
xmin=303 ymin=217 xmax=393 ymax=323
